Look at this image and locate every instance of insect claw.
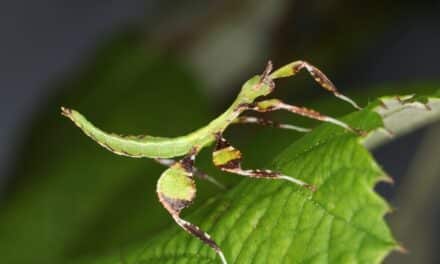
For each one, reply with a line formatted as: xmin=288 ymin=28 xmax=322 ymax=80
xmin=305 ymin=183 xmax=317 ymax=192
xmin=207 ymin=177 xmax=227 ymax=190
xmin=279 ymin=175 xmax=314 ymax=191
xmin=217 ymin=250 xmax=228 ymax=264
xmin=194 ymin=169 xmax=227 ymax=189
xmin=381 ymin=174 xmax=395 ymax=185
xmin=397 ymin=244 xmax=408 ymax=254
xmin=335 ymin=92 xmax=362 ymax=110
xmin=352 ymin=128 xmax=368 ymax=137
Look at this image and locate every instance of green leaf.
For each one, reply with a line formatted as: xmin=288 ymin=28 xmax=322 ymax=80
xmin=75 ymin=92 xmax=439 ymax=264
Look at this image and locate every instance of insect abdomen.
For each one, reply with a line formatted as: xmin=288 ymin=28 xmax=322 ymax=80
xmin=61 ymin=107 xmax=196 ymax=158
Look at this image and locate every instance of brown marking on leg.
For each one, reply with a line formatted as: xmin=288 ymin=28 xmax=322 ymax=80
xmin=301 ymin=61 xmax=338 ymax=93
xmin=167 ymin=147 xmax=226 ymax=188
xmin=253 ymin=60 xmax=275 ymax=93
xmin=214 ymin=132 xmax=232 ymax=149
xmin=284 ymin=105 xmax=326 ymax=121
xmin=286 ymin=61 xmax=361 ymax=109
xmin=158 ymin=192 xmax=225 ymax=258
xmin=250 ymin=99 xmax=365 ymax=136
xmin=261 ymin=60 xmax=273 ymax=79
xmin=157 ymin=155 xmax=227 ymax=263
xmin=173 ymin=147 xmax=198 ymax=174
xmin=158 ymin=193 xmax=193 ymax=215
xmin=212 ymin=134 xmax=315 ymax=191
xmin=174 ymin=216 xmax=222 ymax=252
xmin=261 ymin=61 xmax=275 ymax=88
xmin=155 ymin=158 xmax=226 ymax=189
xmin=173 ymin=216 xmax=227 ymax=263
xmin=218 ymin=156 xmax=242 ymax=171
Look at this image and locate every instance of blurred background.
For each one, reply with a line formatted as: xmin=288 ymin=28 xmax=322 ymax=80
xmin=0 ymin=1 xmax=439 ymax=263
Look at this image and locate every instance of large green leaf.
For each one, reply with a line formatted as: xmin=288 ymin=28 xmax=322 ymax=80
xmin=74 ymin=92 xmax=439 ymax=264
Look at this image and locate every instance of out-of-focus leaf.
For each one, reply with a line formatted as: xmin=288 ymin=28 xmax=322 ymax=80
xmin=364 ymin=94 xmax=440 ymax=148
xmin=0 ymin=32 xmax=212 ymax=264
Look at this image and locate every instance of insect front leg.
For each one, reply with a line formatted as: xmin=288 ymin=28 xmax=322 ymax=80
xmin=232 ymin=115 xmax=311 ymax=133
xmin=249 ymin=99 xmax=365 ymax=135
xmin=212 ymin=134 xmax=315 ymax=191
xmin=156 ymin=150 xmax=227 ymax=264
xmin=270 ymin=60 xmax=361 ymax=109
xmin=155 ymin=158 xmax=226 ymax=189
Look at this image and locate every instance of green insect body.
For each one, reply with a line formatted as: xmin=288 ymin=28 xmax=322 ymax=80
xmin=62 ymin=60 xmax=362 ymax=264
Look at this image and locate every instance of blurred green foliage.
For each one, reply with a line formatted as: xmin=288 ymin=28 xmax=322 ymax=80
xmin=0 ymin=32 xmax=220 ymax=264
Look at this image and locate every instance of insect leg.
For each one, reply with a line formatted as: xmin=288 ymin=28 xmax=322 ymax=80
xmin=154 ymin=158 xmax=176 ymax=167
xmin=155 ymin=158 xmax=226 ymax=189
xmin=249 ymin=99 xmax=365 ymax=135
xmin=156 ymin=150 xmax=227 ymax=264
xmin=232 ymin=115 xmax=311 ymax=133
xmin=270 ymin=60 xmax=361 ymax=109
xmin=212 ymin=134 xmax=315 ymax=191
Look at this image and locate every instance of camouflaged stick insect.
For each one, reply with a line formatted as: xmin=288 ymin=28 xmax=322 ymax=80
xmin=61 ymin=60 xmax=363 ymax=264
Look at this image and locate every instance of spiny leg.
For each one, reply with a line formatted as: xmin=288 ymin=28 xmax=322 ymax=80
xmin=156 ymin=149 xmax=227 ymax=264
xmin=270 ymin=60 xmax=361 ymax=109
xmin=232 ymin=115 xmax=311 ymax=133
xmin=212 ymin=134 xmax=315 ymax=191
xmin=249 ymin=99 xmax=365 ymax=135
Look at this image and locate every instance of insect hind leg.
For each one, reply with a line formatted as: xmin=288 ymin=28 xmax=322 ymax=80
xmin=232 ymin=115 xmax=311 ymax=133
xmin=156 ymin=151 xmax=228 ymax=264
xmin=173 ymin=216 xmax=227 ymax=264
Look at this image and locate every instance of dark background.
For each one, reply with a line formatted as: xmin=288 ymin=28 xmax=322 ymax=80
xmin=0 ymin=1 xmax=439 ymax=263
